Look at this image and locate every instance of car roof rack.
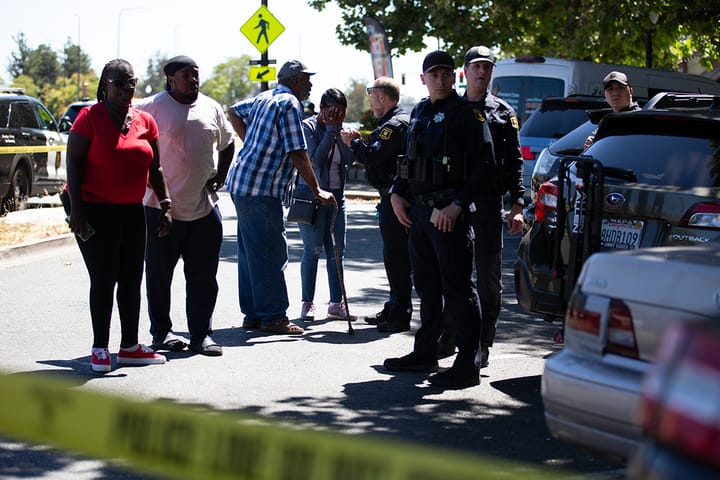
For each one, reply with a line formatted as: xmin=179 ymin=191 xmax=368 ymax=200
xmin=1 ymin=88 xmax=26 ymax=95
xmin=643 ymin=92 xmax=720 ymax=110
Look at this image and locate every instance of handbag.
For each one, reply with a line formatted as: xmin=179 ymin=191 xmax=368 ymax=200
xmin=287 ymin=188 xmax=318 ymax=225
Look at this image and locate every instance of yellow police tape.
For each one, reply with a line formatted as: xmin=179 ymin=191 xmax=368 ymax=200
xmin=0 ymin=372 xmax=559 ymax=480
xmin=0 ymin=145 xmax=67 ymax=154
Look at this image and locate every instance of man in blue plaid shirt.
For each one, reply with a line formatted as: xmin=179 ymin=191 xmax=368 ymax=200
xmin=226 ymin=60 xmax=335 ymax=335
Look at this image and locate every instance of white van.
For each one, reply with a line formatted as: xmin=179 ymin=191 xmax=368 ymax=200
xmin=490 ymin=56 xmax=720 ymax=122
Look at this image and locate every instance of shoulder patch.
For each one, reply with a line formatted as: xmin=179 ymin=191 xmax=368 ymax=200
xmin=509 ymin=115 xmax=519 ymax=130
xmin=473 ymin=109 xmax=486 ymax=122
xmin=379 ymin=126 xmax=393 ymax=140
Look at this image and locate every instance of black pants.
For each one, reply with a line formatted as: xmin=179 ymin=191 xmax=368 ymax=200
xmin=77 ymin=203 xmax=146 ymax=349
xmin=408 ymin=204 xmax=481 ymax=369
xmin=378 ymin=195 xmax=412 ymax=312
xmin=473 ymin=213 xmax=503 ymax=346
xmin=144 ymin=206 xmax=223 ymax=343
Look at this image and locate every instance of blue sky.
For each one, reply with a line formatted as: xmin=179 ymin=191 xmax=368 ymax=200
xmin=1 ymin=0 xmax=435 ymax=105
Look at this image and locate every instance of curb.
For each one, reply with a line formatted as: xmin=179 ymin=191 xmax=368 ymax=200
xmin=0 ymin=234 xmax=76 ymax=263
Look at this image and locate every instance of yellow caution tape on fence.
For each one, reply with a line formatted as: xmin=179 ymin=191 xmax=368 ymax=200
xmin=0 ymin=372 xmax=560 ymax=480
xmin=0 ymin=145 xmax=66 ymax=154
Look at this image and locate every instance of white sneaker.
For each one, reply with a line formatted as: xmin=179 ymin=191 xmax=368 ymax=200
xmin=300 ymin=301 xmax=316 ymax=320
xmin=327 ymin=302 xmax=357 ymax=321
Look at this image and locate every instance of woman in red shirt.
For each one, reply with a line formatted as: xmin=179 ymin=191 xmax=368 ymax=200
xmin=67 ymin=58 xmax=172 ymax=373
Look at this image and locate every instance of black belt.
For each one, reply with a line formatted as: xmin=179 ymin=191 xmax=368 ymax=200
xmin=411 ymin=188 xmax=456 ymax=208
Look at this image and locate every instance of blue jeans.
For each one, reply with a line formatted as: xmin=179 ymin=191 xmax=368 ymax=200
xmin=231 ymin=195 xmax=289 ymax=326
xmin=144 ymin=206 xmax=223 ymax=343
xmin=298 ymin=188 xmax=346 ymax=303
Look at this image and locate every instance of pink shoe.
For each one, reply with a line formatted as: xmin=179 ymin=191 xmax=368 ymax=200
xmin=300 ymin=301 xmax=316 ymax=320
xmin=117 ymin=344 xmax=166 ymax=366
xmin=91 ymin=348 xmax=111 ymax=373
xmin=327 ymin=302 xmax=357 ymax=321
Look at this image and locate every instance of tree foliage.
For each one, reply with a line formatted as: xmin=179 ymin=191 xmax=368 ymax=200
xmin=343 ymin=78 xmax=370 ymax=122
xmin=61 ymin=39 xmax=91 ymax=79
xmin=140 ymin=51 xmax=170 ymax=97
xmin=201 ymin=56 xmax=258 ymax=110
xmin=309 ymin=0 xmax=720 ymax=70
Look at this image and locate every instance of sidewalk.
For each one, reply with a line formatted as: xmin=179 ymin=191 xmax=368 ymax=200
xmin=0 ymin=183 xmax=379 ymax=264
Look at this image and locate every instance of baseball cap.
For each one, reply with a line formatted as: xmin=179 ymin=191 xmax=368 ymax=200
xmin=422 ymin=51 xmax=454 ymax=73
xmin=603 ymin=71 xmax=630 ymax=89
xmin=464 ymin=46 xmax=495 ymax=66
xmin=163 ymin=55 xmax=198 ymax=76
xmin=277 ymin=60 xmax=316 ymax=81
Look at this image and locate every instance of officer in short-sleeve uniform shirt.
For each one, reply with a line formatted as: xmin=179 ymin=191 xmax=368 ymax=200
xmin=383 ymin=51 xmax=496 ymax=389
xmin=343 ymin=77 xmax=412 ymax=333
xmin=440 ymin=46 xmax=525 ymax=367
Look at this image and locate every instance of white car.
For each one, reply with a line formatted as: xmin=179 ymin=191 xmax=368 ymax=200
xmin=541 ymin=244 xmax=720 ymax=461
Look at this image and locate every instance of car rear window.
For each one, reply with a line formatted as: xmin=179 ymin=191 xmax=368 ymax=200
xmin=520 ymin=107 xmax=594 ymax=139
xmin=548 ymin=120 xmax=597 ymax=155
xmin=491 ymin=76 xmax=565 ymax=122
xmin=585 ymin=128 xmax=720 ymax=188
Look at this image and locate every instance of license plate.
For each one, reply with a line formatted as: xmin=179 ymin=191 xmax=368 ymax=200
xmin=600 ymin=219 xmax=644 ymax=249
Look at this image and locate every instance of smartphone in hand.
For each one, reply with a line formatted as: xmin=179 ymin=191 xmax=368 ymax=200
xmin=66 ymin=216 xmax=95 ymax=242
xmin=77 ymin=224 xmax=95 ymax=242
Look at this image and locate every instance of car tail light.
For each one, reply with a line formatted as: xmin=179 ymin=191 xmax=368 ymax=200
xmin=566 ymin=302 xmax=601 ymax=335
xmin=521 ymin=145 xmax=535 ymax=160
xmin=680 ymin=202 xmax=720 ymax=230
xmin=639 ymin=322 xmax=720 ymax=469
xmin=535 ymin=182 xmax=558 ymax=222
xmin=605 ymin=299 xmax=638 ymax=358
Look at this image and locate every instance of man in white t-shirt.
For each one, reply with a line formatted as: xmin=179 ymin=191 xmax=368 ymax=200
xmin=136 ymin=55 xmax=235 ymax=356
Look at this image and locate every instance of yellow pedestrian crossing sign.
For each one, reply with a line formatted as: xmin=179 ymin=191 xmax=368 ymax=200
xmin=240 ymin=6 xmax=285 ymax=53
xmin=249 ymin=66 xmax=277 ymax=82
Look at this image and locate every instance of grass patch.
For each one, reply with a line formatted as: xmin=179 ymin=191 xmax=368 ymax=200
xmin=0 ymin=221 xmax=70 ymax=246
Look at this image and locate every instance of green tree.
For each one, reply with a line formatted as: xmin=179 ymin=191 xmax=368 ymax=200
xmin=10 ymin=74 xmax=39 ymax=98
xmin=140 ymin=51 xmax=169 ymax=97
xmin=343 ymin=78 xmax=370 ymax=122
xmin=8 ymin=33 xmax=32 ymax=78
xmin=201 ymin=56 xmax=257 ymax=110
xmin=61 ymin=39 xmax=91 ymax=78
xmin=24 ymin=44 xmax=60 ymax=88
xmin=309 ymin=0 xmax=720 ymax=70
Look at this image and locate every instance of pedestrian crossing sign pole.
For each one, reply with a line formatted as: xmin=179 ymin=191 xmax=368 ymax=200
xmin=240 ymin=3 xmax=285 ymax=90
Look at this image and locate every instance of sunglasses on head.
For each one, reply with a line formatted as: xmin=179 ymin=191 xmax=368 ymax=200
xmin=106 ymin=77 xmax=138 ymax=89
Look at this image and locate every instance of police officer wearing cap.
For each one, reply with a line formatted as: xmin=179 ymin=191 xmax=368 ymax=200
xmin=584 ymin=71 xmax=641 ymax=148
xmin=342 ymin=76 xmax=412 ymax=333
xmin=383 ymin=50 xmax=495 ymax=389
xmin=438 ymin=46 xmax=525 ymax=367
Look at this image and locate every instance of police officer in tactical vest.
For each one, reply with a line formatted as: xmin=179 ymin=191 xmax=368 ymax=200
xmin=383 ymin=51 xmax=495 ymax=389
xmin=438 ymin=46 xmax=526 ymax=366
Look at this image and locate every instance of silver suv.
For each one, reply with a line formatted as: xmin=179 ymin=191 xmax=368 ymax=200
xmin=0 ymin=89 xmax=66 ymax=212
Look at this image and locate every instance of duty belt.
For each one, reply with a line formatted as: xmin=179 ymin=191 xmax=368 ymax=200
xmin=411 ymin=188 xmax=456 ymax=208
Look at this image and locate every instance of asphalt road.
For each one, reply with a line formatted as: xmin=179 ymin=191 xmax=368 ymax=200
xmin=0 ymin=190 xmax=624 ymax=479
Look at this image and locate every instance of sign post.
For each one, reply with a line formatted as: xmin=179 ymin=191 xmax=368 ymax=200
xmin=240 ymin=2 xmax=285 ymax=90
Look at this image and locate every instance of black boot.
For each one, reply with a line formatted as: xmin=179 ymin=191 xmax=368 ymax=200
xmin=377 ymin=306 xmax=411 ymax=333
xmin=428 ymin=365 xmax=480 ymax=389
xmin=365 ymin=304 xmax=390 ymax=325
xmin=383 ymin=352 xmax=438 ymax=372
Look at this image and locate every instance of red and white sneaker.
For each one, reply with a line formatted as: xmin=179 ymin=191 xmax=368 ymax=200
xmin=91 ymin=348 xmax=112 ymax=373
xmin=117 ymin=344 xmax=166 ymax=366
